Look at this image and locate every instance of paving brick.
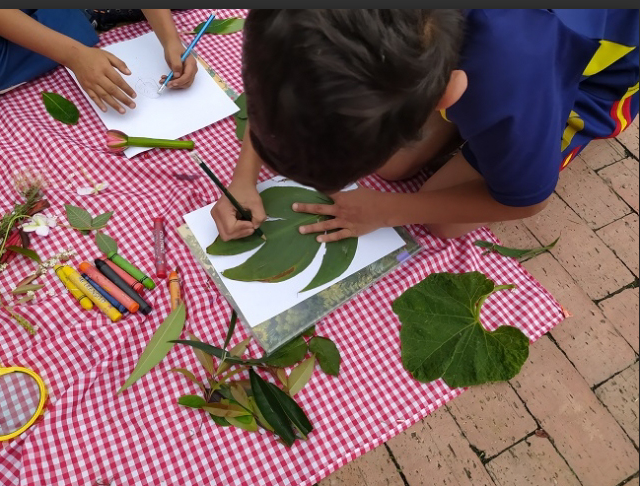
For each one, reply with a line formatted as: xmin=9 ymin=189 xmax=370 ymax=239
xmin=598 ymin=288 xmax=640 ymax=354
xmin=555 ymin=157 xmax=630 ymax=229
xmin=523 ymin=194 xmax=634 ymax=300
xmin=579 ymin=138 xmax=627 ymax=170
xmin=625 ymin=476 xmax=640 ymax=486
xmin=599 ymin=157 xmax=640 ymax=213
xmin=485 ymin=437 xmax=581 ymax=486
xmin=386 ymin=408 xmax=495 ymax=486
xmin=510 ymin=336 xmax=638 ymax=486
xmin=318 ymin=443 xmax=402 ymax=486
xmin=595 ymin=362 xmax=640 ymax=449
xmin=447 ymin=382 xmax=537 ymax=457
xmin=596 ymin=213 xmax=639 ymax=277
xmin=522 ymin=254 xmax=637 ymax=386
xmin=490 ymin=221 xmax=541 ymax=252
xmin=615 ymin=117 xmax=639 ymax=159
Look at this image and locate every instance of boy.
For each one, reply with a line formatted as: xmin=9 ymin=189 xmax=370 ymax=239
xmin=0 ymin=9 xmax=196 ymax=113
xmin=210 ymin=9 xmax=639 ymax=241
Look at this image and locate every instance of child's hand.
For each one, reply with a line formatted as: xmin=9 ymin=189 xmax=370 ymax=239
xmin=67 ymin=46 xmax=136 ymax=114
xmin=159 ymin=41 xmax=197 ymax=89
xmin=210 ymin=182 xmax=267 ymax=241
xmin=294 ymin=186 xmax=388 ymax=242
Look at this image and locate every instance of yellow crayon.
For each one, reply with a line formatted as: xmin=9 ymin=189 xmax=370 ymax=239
xmin=54 ymin=264 xmax=93 ymax=310
xmin=62 ymin=266 xmax=123 ymax=323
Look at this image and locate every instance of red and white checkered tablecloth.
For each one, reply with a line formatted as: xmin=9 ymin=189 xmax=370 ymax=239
xmin=0 ymin=9 xmax=564 ymax=486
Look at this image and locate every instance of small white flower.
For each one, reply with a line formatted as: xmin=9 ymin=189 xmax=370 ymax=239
xmin=26 ymin=290 xmax=35 ymax=298
xmin=46 ymin=289 xmax=56 ymax=297
xmin=22 ymin=214 xmax=57 ymax=236
xmin=77 ymin=182 xmax=109 ymax=196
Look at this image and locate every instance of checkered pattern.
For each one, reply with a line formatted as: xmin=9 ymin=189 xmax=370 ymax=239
xmin=0 ymin=9 xmax=564 ymax=486
xmin=0 ymin=372 xmax=42 ymax=437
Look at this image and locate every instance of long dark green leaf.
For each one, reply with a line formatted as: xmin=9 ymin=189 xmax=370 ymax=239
xmin=178 ymin=394 xmax=207 ymax=408
xmin=65 ymin=204 xmax=93 ymax=230
xmin=6 ymin=245 xmax=41 ymax=263
xmin=301 ymin=236 xmax=357 ymax=292
xmin=261 ymin=336 xmax=308 ymax=367
xmin=308 ymin=336 xmax=341 ymax=376
xmin=170 ymin=339 xmax=262 ymax=365
xmin=42 ymin=92 xmax=79 ymax=125
xmin=249 ymin=369 xmax=295 ymax=446
xmin=193 ymin=18 xmax=245 ymax=35
xmin=223 ymin=310 xmax=238 ymax=350
xmin=266 ymin=382 xmax=313 ymax=437
xmin=118 ymin=303 xmax=187 ymax=394
xmin=473 ymin=236 xmax=560 ymax=260
xmin=95 ymin=231 xmax=118 ymax=255
xmin=91 ymin=211 xmax=114 ymax=229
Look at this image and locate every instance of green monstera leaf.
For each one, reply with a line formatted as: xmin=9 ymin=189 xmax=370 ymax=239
xmin=392 ymin=271 xmax=529 ymax=388
xmin=207 ymin=186 xmax=358 ymax=291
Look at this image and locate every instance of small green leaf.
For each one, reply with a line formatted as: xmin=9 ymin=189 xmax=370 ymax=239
xmin=223 ymin=310 xmax=238 ymax=350
xmin=178 ymin=394 xmax=207 ymax=409
xmin=227 ymin=414 xmax=258 ymax=432
xmin=91 ymin=211 xmax=114 ymax=229
xmin=42 ymin=91 xmax=79 ymax=125
xmin=187 ymin=332 xmax=215 ymax=376
xmin=229 ymin=382 xmax=251 ymax=409
xmin=302 ymin=326 xmax=316 ymax=337
xmin=6 ymin=245 xmax=41 ymax=263
xmin=287 ymin=356 xmax=315 ymax=396
xmin=170 ymin=368 xmax=206 ymax=393
xmin=266 ymin=382 xmax=313 ymax=437
xmin=201 ymin=402 xmax=248 ymax=418
xmin=248 ymin=396 xmax=274 ymax=432
xmin=118 ymin=303 xmax=187 ymax=394
xmin=209 ymin=414 xmax=231 ymax=426
xmin=249 ymin=369 xmax=296 ymax=446
xmin=65 ymin=204 xmax=93 ymax=230
xmin=262 ymin=336 xmax=308 ymax=367
xmin=308 ymin=336 xmax=341 ymax=376
xmin=474 ymin=236 xmax=560 ymax=260
xmin=217 ymin=337 xmax=253 ymax=375
xmin=393 ymin=272 xmax=529 ymax=388
xmin=170 ymin=339 xmax=261 ymax=366
xmin=11 ymin=283 xmax=45 ymax=295
xmin=95 ymin=231 xmax=118 ymax=255
xmin=193 ymin=18 xmax=245 ymax=35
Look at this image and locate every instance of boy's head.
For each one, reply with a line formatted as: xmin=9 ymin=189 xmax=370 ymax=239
xmin=242 ymin=9 xmax=465 ymax=193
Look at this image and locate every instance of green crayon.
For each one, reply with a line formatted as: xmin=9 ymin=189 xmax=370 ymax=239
xmin=107 ymin=251 xmax=156 ymax=290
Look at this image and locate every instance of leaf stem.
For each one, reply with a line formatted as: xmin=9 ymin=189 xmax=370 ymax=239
xmin=474 ymin=284 xmax=516 ymax=322
xmin=126 ymin=137 xmax=194 ymax=149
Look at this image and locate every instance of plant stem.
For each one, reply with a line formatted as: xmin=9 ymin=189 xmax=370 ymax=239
xmin=126 ymin=137 xmax=194 ymax=149
xmin=0 ymin=214 xmax=29 ymax=258
xmin=474 ymin=284 xmax=516 ymax=322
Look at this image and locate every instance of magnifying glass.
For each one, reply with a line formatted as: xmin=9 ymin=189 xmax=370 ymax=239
xmin=1 ymin=364 xmax=47 ymax=441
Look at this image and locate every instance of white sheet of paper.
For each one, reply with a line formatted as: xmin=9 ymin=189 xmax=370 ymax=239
xmin=66 ymin=32 xmax=239 ymax=157
xmin=183 ymin=177 xmax=406 ymax=327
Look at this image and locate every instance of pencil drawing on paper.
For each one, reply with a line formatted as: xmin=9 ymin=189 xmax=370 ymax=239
xmin=135 ymin=78 xmax=160 ymax=99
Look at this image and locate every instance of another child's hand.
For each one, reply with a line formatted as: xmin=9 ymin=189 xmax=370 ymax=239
xmin=159 ymin=40 xmax=197 ymax=89
xmin=67 ymin=46 xmax=136 ymax=114
xmin=210 ymin=182 xmax=267 ymax=241
xmin=294 ymin=186 xmax=388 ymax=242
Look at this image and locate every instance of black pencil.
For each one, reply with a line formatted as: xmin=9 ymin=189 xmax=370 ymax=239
xmin=189 ymin=152 xmax=266 ymax=241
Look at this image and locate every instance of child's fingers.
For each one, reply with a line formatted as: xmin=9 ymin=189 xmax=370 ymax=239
xmin=292 ymin=202 xmax=337 ymax=216
xmin=85 ymin=88 xmax=108 ymax=113
xmin=93 ymin=85 xmax=126 ymax=114
xmin=100 ymin=80 xmax=135 ymax=111
xmin=105 ymin=70 xmax=136 ymax=100
xmin=105 ymin=51 xmax=131 ymax=75
xmin=298 ymin=218 xmax=342 ymax=235
xmin=317 ymin=228 xmax=353 ymax=243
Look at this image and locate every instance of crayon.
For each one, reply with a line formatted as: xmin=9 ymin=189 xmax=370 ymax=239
xmin=153 ymin=217 xmax=167 ymax=278
xmin=78 ymin=262 xmax=140 ymax=313
xmin=54 ymin=264 xmax=93 ymax=310
xmin=107 ymin=251 xmax=156 ymax=290
xmin=95 ymin=259 xmax=153 ymax=315
xmin=63 ymin=266 xmax=123 ymax=322
xmin=102 ymin=258 xmax=145 ymax=295
xmin=82 ymin=273 xmax=128 ymax=314
xmin=168 ymin=267 xmax=181 ymax=311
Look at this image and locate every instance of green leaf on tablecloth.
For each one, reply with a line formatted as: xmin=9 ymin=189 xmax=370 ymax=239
xmin=261 ymin=336 xmax=308 ymax=368
xmin=11 ymin=283 xmax=45 ymax=294
xmin=266 ymin=381 xmax=312 ymax=438
xmin=65 ymin=204 xmax=93 ymax=230
xmin=187 ymin=332 xmax=215 ymax=376
xmin=192 ymin=18 xmax=245 ymax=35
xmin=95 ymin=231 xmax=118 ymax=255
xmin=393 ymin=271 xmax=528 ymax=388
xmin=91 ymin=211 xmax=114 ymax=230
xmin=42 ymin=92 xmax=79 ymax=125
xmin=6 ymin=245 xmax=41 ymax=263
xmin=286 ymin=356 xmax=315 ymax=396
xmin=249 ymin=369 xmax=295 ymax=446
xmin=178 ymin=394 xmax=207 ymax=409
xmin=118 ymin=303 xmax=186 ymax=394
xmin=308 ymin=336 xmax=341 ymax=376
xmin=170 ymin=339 xmax=261 ymax=366
xmin=474 ymin=236 xmax=560 ymax=260
xmin=170 ymin=368 xmax=206 ymax=393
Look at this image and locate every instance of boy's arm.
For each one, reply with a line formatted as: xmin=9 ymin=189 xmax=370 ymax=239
xmin=0 ymin=9 xmax=136 ymax=113
xmin=141 ymin=9 xmax=196 ymax=89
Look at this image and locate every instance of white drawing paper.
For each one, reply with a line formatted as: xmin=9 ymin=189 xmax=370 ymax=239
xmin=183 ymin=177 xmax=406 ymax=328
xmin=66 ymin=32 xmax=239 ymax=157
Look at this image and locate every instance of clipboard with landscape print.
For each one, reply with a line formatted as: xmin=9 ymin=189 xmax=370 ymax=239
xmin=179 ymin=176 xmax=422 ymax=354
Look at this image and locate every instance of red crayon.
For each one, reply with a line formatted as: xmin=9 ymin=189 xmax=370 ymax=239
xmin=78 ymin=262 xmax=140 ymax=313
xmin=153 ymin=217 xmax=167 ymax=278
xmin=102 ymin=258 xmax=145 ymax=296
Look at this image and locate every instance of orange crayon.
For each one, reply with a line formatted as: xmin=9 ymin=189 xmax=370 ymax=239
xmin=168 ymin=267 xmax=182 ymax=311
xmin=78 ymin=262 xmax=140 ymax=313
xmin=102 ymin=258 xmax=145 ymax=295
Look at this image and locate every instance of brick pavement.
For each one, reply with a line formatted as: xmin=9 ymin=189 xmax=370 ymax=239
xmin=319 ymin=120 xmax=639 ymax=486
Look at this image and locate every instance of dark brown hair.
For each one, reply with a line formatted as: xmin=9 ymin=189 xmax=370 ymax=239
xmin=242 ymin=9 xmax=464 ymax=192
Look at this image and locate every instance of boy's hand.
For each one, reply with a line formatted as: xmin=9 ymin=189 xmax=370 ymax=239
xmin=294 ymin=186 xmax=388 ymax=242
xmin=159 ymin=40 xmax=197 ymax=89
xmin=67 ymin=46 xmax=136 ymax=114
xmin=210 ymin=182 xmax=267 ymax=241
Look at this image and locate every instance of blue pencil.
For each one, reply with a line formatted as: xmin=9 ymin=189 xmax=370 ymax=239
xmin=82 ymin=273 xmax=128 ymax=314
xmin=157 ymin=12 xmax=217 ymax=94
